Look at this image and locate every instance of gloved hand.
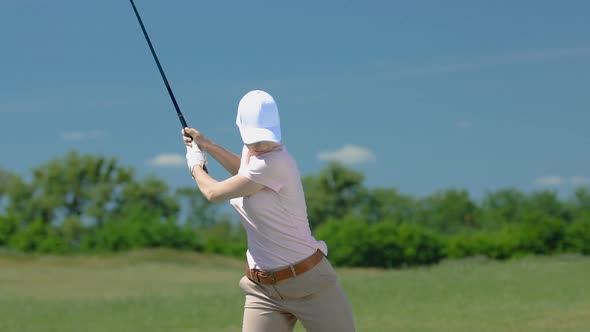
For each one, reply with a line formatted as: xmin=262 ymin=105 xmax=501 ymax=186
xmin=186 ymin=142 xmax=208 ymax=177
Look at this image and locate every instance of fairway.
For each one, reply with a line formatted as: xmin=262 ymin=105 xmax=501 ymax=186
xmin=1 ymin=250 xmax=589 ymax=332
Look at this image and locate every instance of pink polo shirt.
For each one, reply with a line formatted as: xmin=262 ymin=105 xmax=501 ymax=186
xmin=230 ymin=145 xmax=328 ymax=270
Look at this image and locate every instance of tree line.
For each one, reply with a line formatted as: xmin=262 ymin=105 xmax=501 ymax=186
xmin=0 ymin=151 xmax=589 ymax=268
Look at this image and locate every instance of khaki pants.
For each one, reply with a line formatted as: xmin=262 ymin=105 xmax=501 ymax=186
xmin=239 ymin=257 xmax=356 ymax=332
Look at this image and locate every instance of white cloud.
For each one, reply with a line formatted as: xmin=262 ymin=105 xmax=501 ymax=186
xmin=62 ymin=130 xmax=105 ymax=141
xmin=535 ymin=176 xmax=565 ymax=187
xmin=318 ymin=145 xmax=376 ymax=165
xmin=148 ymin=153 xmax=185 ymax=167
xmin=571 ymin=176 xmax=589 ymax=186
xmin=534 ymin=175 xmax=590 ymax=187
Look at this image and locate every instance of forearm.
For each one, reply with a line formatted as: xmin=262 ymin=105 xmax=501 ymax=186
xmin=204 ymin=141 xmax=241 ymax=175
xmin=191 ymin=166 xmax=220 ymax=202
xmin=190 ymin=165 xmax=264 ymax=203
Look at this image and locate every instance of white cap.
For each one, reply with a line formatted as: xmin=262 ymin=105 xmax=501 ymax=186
xmin=236 ymin=90 xmax=282 ymax=144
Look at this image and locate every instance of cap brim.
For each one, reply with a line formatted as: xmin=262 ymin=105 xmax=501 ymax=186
xmin=239 ymin=127 xmax=281 ymax=144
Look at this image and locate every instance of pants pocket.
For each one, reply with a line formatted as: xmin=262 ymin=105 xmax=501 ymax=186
xmin=273 ymin=258 xmax=337 ymax=300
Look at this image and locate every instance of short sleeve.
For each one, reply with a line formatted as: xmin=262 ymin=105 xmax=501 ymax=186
xmin=238 ymin=154 xmax=283 ymax=192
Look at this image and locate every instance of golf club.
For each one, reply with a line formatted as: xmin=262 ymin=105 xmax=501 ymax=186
xmin=129 ymin=0 xmax=208 ymax=172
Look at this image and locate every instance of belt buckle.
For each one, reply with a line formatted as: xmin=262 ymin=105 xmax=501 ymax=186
xmin=268 ymin=272 xmax=277 ymax=285
xmin=252 ymin=269 xmax=277 ymax=285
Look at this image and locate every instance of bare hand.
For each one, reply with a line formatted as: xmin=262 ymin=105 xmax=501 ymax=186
xmin=182 ymin=127 xmax=211 ymax=151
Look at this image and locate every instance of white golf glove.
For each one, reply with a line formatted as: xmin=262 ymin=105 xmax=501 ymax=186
xmin=186 ymin=142 xmax=208 ymax=177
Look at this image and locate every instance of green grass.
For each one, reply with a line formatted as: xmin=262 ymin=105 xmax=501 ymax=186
xmin=1 ymin=250 xmax=589 ymax=332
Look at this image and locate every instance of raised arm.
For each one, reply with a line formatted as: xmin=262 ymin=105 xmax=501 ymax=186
xmin=182 ymin=128 xmax=241 ymax=175
xmin=204 ymin=141 xmax=241 ymax=176
xmin=184 ymin=138 xmax=264 ymax=203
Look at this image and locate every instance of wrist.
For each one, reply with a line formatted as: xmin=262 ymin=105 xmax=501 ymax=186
xmin=201 ymin=139 xmax=214 ymax=153
xmin=190 ymin=163 xmax=202 ymax=179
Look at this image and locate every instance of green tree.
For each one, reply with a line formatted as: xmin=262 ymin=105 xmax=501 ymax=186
xmin=563 ymin=214 xmax=590 ymax=255
xmin=200 ymin=221 xmax=247 ymax=258
xmin=361 ymin=188 xmax=416 ymax=224
xmin=0 ymin=215 xmax=18 ymax=246
xmin=0 ymin=169 xmax=37 ymax=227
xmin=113 ymin=175 xmax=179 ymax=222
xmin=567 ymin=187 xmax=590 ymax=220
xmin=302 ymin=163 xmax=368 ymax=228
xmin=24 ymin=151 xmax=134 ymax=226
xmin=314 ymin=216 xmax=371 ymax=267
xmin=1 ymin=152 xmax=183 ymax=252
xmin=478 ymin=188 xmax=527 ymax=229
xmin=523 ymin=190 xmax=571 ymax=223
xmin=414 ymin=189 xmax=479 ymax=233
xmin=0 ymin=169 xmax=23 ymax=244
xmin=176 ymin=187 xmax=232 ymax=227
xmin=9 ymin=219 xmax=67 ymax=253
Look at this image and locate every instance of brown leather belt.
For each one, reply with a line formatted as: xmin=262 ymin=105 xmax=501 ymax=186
xmin=246 ymin=250 xmax=325 ymax=285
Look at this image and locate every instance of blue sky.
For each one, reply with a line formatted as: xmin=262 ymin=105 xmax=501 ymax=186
xmin=1 ymin=0 xmax=589 ymax=199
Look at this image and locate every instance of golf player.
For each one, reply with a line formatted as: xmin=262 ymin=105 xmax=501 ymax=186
xmin=182 ymin=90 xmax=356 ymax=332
